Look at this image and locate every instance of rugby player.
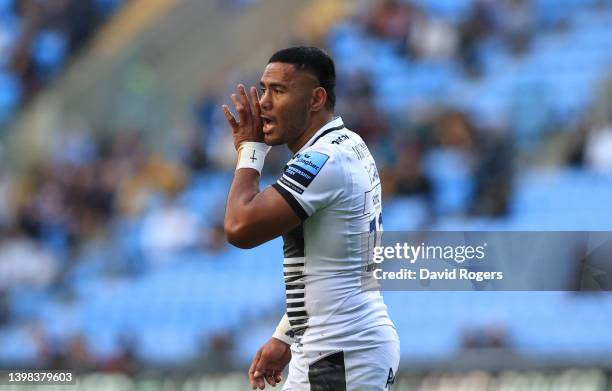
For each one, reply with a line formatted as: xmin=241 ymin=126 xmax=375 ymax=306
xmin=223 ymin=46 xmax=399 ymax=390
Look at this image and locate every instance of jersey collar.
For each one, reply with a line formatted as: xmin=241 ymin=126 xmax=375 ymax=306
xmin=297 ymin=116 xmax=345 ymax=154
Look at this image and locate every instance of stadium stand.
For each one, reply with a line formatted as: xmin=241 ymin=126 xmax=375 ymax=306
xmin=0 ymin=0 xmax=612 ymax=387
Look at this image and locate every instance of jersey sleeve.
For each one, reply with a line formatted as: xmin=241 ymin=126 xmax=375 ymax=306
xmin=272 ymin=148 xmax=344 ymax=221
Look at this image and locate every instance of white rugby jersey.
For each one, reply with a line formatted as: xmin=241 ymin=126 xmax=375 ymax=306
xmin=271 ymin=117 xmax=395 ymax=348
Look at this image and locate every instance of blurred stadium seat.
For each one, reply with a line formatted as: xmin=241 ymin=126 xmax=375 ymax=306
xmin=0 ymin=0 xmax=611 ymax=389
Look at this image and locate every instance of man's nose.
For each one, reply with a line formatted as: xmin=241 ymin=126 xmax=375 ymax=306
xmin=259 ymin=92 xmax=272 ymax=111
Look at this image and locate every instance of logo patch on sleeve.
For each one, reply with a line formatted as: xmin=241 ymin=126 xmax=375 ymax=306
xmin=283 ymin=151 xmax=329 ymax=188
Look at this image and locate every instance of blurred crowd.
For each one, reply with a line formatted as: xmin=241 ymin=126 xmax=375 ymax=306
xmin=362 ymin=0 xmax=533 ymax=75
xmin=0 ymin=127 xmax=219 ymax=280
xmin=0 ymin=0 xmax=125 ymax=124
xmin=0 ymin=0 xmax=612 ymax=372
xmin=333 ymin=70 xmax=514 ymax=217
xmin=0 ymin=128 xmax=224 ymax=371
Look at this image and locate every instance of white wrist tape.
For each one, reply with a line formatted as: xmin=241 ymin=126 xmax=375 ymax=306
xmin=272 ymin=314 xmax=294 ymax=345
xmin=236 ymin=142 xmax=271 ymax=174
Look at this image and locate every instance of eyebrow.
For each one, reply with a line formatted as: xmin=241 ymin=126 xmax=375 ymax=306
xmin=260 ymin=81 xmax=288 ymax=89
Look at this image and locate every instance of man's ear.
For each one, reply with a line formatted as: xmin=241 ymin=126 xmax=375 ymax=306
xmin=310 ymin=87 xmax=327 ymax=112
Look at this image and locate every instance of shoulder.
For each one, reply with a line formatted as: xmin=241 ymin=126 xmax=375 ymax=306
xmin=297 ymin=127 xmax=360 ymax=175
xmin=308 ymin=127 xmax=369 ymax=167
xmin=316 ymin=127 xmax=362 ymax=149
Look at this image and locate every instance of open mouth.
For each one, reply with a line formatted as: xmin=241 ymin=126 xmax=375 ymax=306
xmin=261 ymin=116 xmax=275 ymax=131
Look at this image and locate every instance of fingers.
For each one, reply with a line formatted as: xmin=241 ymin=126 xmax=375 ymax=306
xmin=249 ymin=349 xmax=263 ymax=389
xmin=257 ymin=376 xmax=265 ymax=389
xmin=250 ymin=371 xmax=265 ymax=390
xmin=264 ymin=371 xmax=282 ymax=387
xmin=237 ymin=84 xmax=253 ymax=123
xmin=249 ymin=371 xmax=257 ymax=389
xmin=253 ymin=369 xmax=282 ymax=389
xmin=237 ymin=84 xmax=249 ymax=109
xmin=264 ymin=371 xmax=276 ymax=387
xmin=222 ymin=104 xmax=238 ymax=129
xmin=250 ymin=86 xmax=262 ymax=118
xmin=254 ymin=362 xmax=273 ymax=389
xmin=230 ymin=92 xmax=248 ymax=124
xmin=225 ymin=84 xmax=261 ymax=133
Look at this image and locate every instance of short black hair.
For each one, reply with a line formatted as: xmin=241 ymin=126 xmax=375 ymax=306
xmin=268 ymin=46 xmax=336 ymax=111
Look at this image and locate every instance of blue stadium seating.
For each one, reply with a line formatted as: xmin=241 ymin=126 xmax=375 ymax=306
xmin=0 ymin=70 xmax=22 ymax=123
xmin=3 ymin=0 xmax=612 ymax=368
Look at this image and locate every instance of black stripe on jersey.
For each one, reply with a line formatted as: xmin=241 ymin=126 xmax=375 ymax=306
xmin=308 ymin=125 xmax=345 ymax=147
xmin=286 ymin=302 xmax=305 ymax=308
xmin=272 ymin=183 xmax=308 ymax=221
xmin=284 ymin=270 xmax=303 ymax=276
xmin=286 ymin=293 xmax=304 ymax=299
xmin=281 ymin=225 xmax=305 ymax=258
xmin=279 ymin=221 xmax=309 ymax=339
xmin=286 ymin=284 xmax=305 ymax=290
xmin=287 ymin=310 xmax=308 ymax=317
xmin=285 ymin=275 xmax=303 ymax=283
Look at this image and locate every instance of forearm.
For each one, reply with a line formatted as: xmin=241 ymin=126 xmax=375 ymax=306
xmin=228 ymin=167 xmax=261 ymax=207
xmin=224 ymin=168 xmax=262 ymax=247
xmin=223 ymin=142 xmax=300 ymax=248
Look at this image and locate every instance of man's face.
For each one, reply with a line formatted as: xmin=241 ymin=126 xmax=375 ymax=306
xmin=259 ymin=62 xmax=318 ymax=146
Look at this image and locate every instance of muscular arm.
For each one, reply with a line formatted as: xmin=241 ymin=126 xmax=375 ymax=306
xmin=224 ymin=168 xmax=301 ymax=249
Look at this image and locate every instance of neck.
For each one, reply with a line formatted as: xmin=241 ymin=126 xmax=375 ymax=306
xmin=288 ymin=112 xmax=334 ymax=154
